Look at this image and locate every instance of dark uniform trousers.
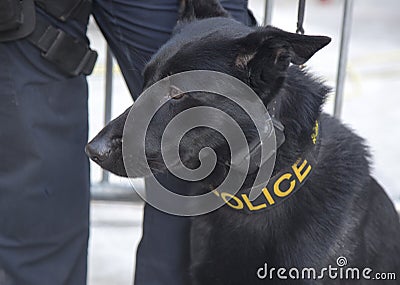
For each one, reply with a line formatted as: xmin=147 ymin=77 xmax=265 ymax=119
xmin=0 ymin=1 xmax=254 ymax=284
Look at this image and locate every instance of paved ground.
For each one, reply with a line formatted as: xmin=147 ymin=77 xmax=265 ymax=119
xmin=86 ymin=0 xmax=400 ymax=284
xmin=88 ymin=202 xmax=143 ymax=285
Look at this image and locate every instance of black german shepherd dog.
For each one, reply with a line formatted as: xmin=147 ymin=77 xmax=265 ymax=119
xmin=86 ymin=0 xmax=400 ymax=283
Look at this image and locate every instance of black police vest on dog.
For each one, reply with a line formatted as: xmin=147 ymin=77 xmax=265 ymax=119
xmin=0 ymin=0 xmax=97 ymax=76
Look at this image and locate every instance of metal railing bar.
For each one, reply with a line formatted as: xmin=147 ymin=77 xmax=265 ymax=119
xmin=101 ymin=45 xmax=114 ymax=183
xmin=263 ymin=0 xmax=273 ymax=26
xmin=334 ymin=0 xmax=354 ymax=118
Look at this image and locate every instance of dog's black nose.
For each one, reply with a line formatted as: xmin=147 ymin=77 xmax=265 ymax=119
xmin=85 ymin=140 xmax=110 ymax=163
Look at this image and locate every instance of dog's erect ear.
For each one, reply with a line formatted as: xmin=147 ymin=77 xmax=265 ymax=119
xmin=179 ymin=0 xmax=229 ymax=22
xmin=234 ymin=26 xmax=331 ymax=97
xmin=236 ymin=26 xmax=331 ymax=69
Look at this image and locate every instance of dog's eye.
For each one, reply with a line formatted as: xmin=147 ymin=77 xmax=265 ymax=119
xmin=169 ymin=85 xmax=185 ymax=100
xmin=171 ymin=93 xmax=185 ymax=100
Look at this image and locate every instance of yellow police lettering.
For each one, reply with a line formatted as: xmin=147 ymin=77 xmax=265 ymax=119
xmin=262 ymin=187 xmax=275 ymax=205
xmin=274 ymin=173 xmax=296 ymax=197
xmin=241 ymin=194 xmax=267 ymax=211
xmin=292 ymin=159 xmax=311 ymax=183
xmin=311 ymin=121 xmax=319 ymax=144
xmin=212 ymin=190 xmax=220 ymax=197
xmin=221 ymin=192 xmax=244 ymax=210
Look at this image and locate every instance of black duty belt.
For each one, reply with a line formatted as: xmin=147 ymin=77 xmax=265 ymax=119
xmin=35 ymin=0 xmax=92 ymax=24
xmin=212 ymin=120 xmax=321 ymax=214
xmin=28 ymin=16 xmax=97 ymax=76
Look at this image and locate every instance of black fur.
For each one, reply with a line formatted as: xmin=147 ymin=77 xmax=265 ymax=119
xmin=86 ymin=0 xmax=400 ymax=284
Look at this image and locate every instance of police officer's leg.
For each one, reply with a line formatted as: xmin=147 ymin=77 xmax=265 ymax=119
xmin=0 ymin=10 xmax=90 ymax=285
xmin=92 ymin=1 xmax=255 ymax=284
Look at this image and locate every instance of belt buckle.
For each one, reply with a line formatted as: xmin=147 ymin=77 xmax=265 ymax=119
xmin=74 ymin=48 xmax=98 ymax=76
xmin=40 ymin=26 xmax=97 ymax=76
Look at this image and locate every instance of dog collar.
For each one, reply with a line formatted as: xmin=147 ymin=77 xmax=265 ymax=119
xmin=221 ymin=99 xmax=285 ymax=175
xmin=213 ymin=120 xmax=321 ymax=214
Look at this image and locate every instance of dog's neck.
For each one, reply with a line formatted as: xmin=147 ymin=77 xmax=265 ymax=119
xmin=228 ymin=66 xmax=329 ymax=190
xmin=263 ymin=66 xmax=329 ymax=173
xmin=201 ymin=66 xmax=329 ymax=194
